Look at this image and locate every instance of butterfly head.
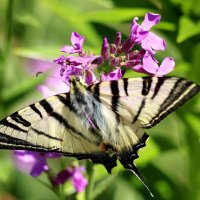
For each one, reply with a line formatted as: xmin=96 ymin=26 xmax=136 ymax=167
xmin=69 ymin=76 xmax=87 ymax=94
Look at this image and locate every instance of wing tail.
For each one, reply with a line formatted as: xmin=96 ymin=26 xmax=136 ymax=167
xmin=118 ymin=133 xmax=154 ymax=196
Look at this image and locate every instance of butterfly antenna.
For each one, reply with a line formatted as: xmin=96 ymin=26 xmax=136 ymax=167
xmin=126 ymin=162 xmax=154 ymax=197
xmin=36 ymin=71 xmax=62 ymax=81
xmin=36 ymin=71 xmax=44 ymax=77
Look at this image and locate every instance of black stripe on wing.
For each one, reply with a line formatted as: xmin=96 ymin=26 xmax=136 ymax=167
xmin=110 ymin=80 xmax=120 ymax=123
xmin=132 ymin=77 xmax=152 ymax=123
xmin=151 ymin=77 xmax=165 ymax=99
xmin=0 ymin=135 xmax=60 ymax=152
xmin=0 ymin=132 xmax=59 ymax=151
xmin=132 ymin=99 xmax=146 ymax=123
xmin=39 ymin=99 xmax=97 ymax=143
xmin=144 ymin=78 xmax=200 ymax=128
xmin=0 ymin=119 xmax=28 ymax=133
xmin=31 ymin=127 xmax=63 ymax=141
xmin=0 ymin=131 xmax=31 ymax=146
xmin=142 ymin=77 xmax=152 ymax=96
xmin=57 ymin=94 xmax=102 ymax=140
xmin=123 ymin=78 xmax=129 ymax=96
xmin=10 ymin=113 xmax=31 ymax=127
xmin=30 ymin=104 xmax=43 ymax=118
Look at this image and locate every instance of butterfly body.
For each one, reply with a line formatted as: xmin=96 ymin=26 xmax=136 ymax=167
xmin=0 ymin=76 xmax=199 ymax=193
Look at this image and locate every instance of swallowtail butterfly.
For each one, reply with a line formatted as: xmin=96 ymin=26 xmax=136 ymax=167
xmin=0 ymin=76 xmax=199 ymax=195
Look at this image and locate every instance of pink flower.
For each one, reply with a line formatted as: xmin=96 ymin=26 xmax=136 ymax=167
xmin=101 ymin=67 xmax=122 ymax=81
xmin=143 ymin=54 xmax=175 ymax=76
xmin=53 ymin=13 xmax=175 ymax=85
xmin=134 ymin=53 xmax=175 ymax=77
xmin=53 ymin=166 xmax=88 ymax=193
xmin=101 ymin=37 xmax=109 ymax=61
xmin=84 ymin=69 xmax=97 ymax=85
xmin=130 ymin=12 xmax=166 ymax=54
xmin=13 ymin=151 xmax=61 ymax=177
xmin=113 ymin=32 xmax=122 ymax=50
xmin=60 ymin=32 xmax=84 ymax=54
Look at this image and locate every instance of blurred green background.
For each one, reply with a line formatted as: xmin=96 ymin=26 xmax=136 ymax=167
xmin=0 ymin=0 xmax=200 ymax=199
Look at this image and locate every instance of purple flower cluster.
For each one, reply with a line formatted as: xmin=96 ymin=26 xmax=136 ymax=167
xmin=13 ymin=150 xmax=61 ymax=177
xmin=13 ymin=151 xmax=87 ymax=192
xmin=53 ymin=166 xmax=88 ymax=193
xmin=54 ymin=31 xmax=102 ymax=87
xmin=54 ymin=12 xmax=175 ymax=88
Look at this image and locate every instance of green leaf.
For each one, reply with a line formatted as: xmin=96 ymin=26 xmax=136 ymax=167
xmin=0 ymin=152 xmax=13 ymax=184
xmin=2 ymin=75 xmax=45 ymax=108
xmin=93 ymin=174 xmax=117 ymax=199
xmin=185 ymin=113 xmax=200 ymax=137
xmin=155 ymin=21 xmax=176 ymax=31
xmin=170 ymin=0 xmax=200 ymax=16
xmin=14 ymin=46 xmax=61 ymax=60
xmin=152 ymin=150 xmax=190 ymax=188
xmin=136 ymin=139 xmax=160 ymax=167
xmin=112 ymin=177 xmax=143 ymax=200
xmin=177 ymin=16 xmax=200 ymax=43
xmin=15 ymin=13 xmax=40 ymax=27
xmin=41 ymin=0 xmax=102 ymax=47
xmin=83 ymin=8 xmax=153 ymax=23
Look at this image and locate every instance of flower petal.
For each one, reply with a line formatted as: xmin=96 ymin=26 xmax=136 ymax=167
xmin=53 ymin=169 xmax=71 ymax=185
xmin=142 ymin=54 xmax=158 ymax=74
xmin=84 ymin=70 xmax=97 ymax=85
xmin=46 ymin=152 xmax=61 ymax=158
xmin=37 ymin=85 xmax=56 ymax=98
xmin=101 ymin=67 xmax=122 ymax=81
xmin=60 ymin=46 xmax=76 ymax=54
xmin=30 ymin=159 xmax=47 ymax=177
xmin=101 ymin=37 xmax=109 ymax=61
xmin=156 ymin=57 xmax=175 ymax=76
xmin=130 ymin=17 xmax=139 ymax=33
xmin=71 ymin=32 xmax=84 ymax=50
xmin=142 ymin=32 xmax=166 ymax=54
xmin=113 ymin=32 xmax=122 ymax=49
xmin=71 ymin=170 xmax=88 ymax=193
xmin=122 ymin=35 xmax=135 ymax=52
xmin=132 ymin=64 xmax=147 ymax=73
xmin=134 ymin=30 xmax=148 ymax=44
xmin=60 ymin=32 xmax=84 ymax=54
xmin=53 ymin=55 xmax=66 ymax=66
xmin=141 ymin=12 xmax=161 ymax=31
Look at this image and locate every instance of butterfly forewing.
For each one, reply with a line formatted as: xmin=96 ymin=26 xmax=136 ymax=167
xmin=0 ymin=93 xmax=101 ymax=154
xmin=94 ymin=77 xmax=200 ymax=129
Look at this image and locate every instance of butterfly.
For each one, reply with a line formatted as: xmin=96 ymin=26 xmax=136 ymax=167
xmin=0 ymin=76 xmax=199 ymax=195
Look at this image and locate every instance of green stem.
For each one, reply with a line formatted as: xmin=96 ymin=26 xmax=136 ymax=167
xmin=0 ymin=0 xmax=14 ymax=118
xmin=85 ymin=161 xmax=95 ymax=200
xmin=58 ymin=185 xmax=66 ymax=200
xmin=5 ymin=0 xmax=14 ymax=58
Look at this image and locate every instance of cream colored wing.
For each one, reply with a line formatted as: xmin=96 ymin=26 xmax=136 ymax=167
xmin=0 ymin=94 xmax=101 ymax=154
xmin=0 ymin=91 xmax=119 ymax=173
xmin=87 ymin=76 xmax=199 ymax=194
xmin=90 ymin=77 xmax=200 ymax=129
xmin=0 ymin=76 xmax=199 ymax=194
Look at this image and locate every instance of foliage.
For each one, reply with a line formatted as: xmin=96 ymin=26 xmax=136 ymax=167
xmin=0 ymin=0 xmax=200 ymax=199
